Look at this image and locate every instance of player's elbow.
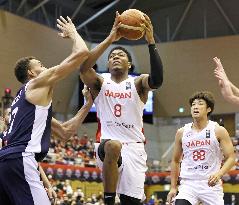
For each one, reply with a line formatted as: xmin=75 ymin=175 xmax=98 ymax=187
xmin=75 ymin=49 xmax=89 ymax=63
xmin=148 ymin=75 xmax=163 ymax=89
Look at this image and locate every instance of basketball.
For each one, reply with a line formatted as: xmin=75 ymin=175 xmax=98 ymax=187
xmin=118 ymin=9 xmax=146 ymax=40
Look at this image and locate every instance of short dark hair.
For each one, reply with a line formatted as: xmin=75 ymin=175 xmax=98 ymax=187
xmin=108 ymin=46 xmax=132 ymax=63
xmin=108 ymin=46 xmax=135 ymax=72
xmin=14 ymin=56 xmax=35 ymax=83
xmin=189 ymin=91 xmax=215 ymax=116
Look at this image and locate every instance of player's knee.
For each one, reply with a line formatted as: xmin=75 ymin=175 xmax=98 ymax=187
xmin=120 ymin=194 xmax=143 ymax=205
xmin=104 ymin=140 xmax=122 ymax=159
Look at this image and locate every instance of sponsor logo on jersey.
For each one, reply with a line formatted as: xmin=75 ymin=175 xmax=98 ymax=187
xmin=105 ymin=90 xmax=131 ymax=99
xmin=114 ymin=121 xmax=134 ymax=129
xmin=189 ymin=164 xmax=209 ymax=170
xmin=185 ymin=139 xmax=210 ymax=148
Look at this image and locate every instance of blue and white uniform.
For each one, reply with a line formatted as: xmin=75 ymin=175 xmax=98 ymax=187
xmin=0 ymin=82 xmax=52 ymax=205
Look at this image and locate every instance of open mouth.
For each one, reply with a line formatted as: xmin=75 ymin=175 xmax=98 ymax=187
xmin=113 ymin=60 xmax=121 ymax=65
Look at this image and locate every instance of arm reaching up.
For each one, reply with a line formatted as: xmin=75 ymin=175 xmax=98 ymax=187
xmin=79 ymin=12 xmax=122 ymax=95
xmin=135 ymin=14 xmax=163 ymax=103
xmin=213 ymin=57 xmax=239 ymax=105
xmin=27 ymin=16 xmax=89 ymax=91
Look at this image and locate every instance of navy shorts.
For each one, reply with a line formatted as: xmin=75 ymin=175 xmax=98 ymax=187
xmin=0 ymin=155 xmax=50 ymax=205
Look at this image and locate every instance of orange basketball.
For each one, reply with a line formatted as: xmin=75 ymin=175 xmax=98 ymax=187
xmin=118 ymin=9 xmax=146 ymax=40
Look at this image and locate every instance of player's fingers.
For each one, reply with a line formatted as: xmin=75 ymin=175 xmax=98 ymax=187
xmin=143 ymin=13 xmax=151 ymax=24
xmin=66 ymin=16 xmax=72 ymax=24
xmin=213 ymin=57 xmax=219 ymax=64
xmin=116 ymin=11 xmax=120 ymax=17
xmin=115 ymin=22 xmax=122 ymax=29
xmin=113 ymin=11 xmax=120 ymax=25
xmin=56 ymin=19 xmax=65 ymax=27
xmin=60 ymin=16 xmax=67 ymax=24
xmin=56 ymin=24 xmax=64 ymax=30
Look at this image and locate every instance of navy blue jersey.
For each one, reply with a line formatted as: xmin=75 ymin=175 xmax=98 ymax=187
xmin=0 ymin=82 xmax=52 ymax=161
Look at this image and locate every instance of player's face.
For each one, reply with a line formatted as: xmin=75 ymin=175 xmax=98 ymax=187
xmin=108 ymin=49 xmax=130 ymax=74
xmin=28 ymin=59 xmax=47 ymax=77
xmin=191 ymin=99 xmax=211 ymax=118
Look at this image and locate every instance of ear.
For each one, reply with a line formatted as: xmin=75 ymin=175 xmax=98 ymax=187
xmin=207 ymin=107 xmax=211 ymax=114
xmin=27 ymin=69 xmax=35 ymax=79
xmin=128 ymin=62 xmax=131 ymax=69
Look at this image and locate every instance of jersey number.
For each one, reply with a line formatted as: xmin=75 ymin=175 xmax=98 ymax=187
xmin=192 ymin=150 xmax=206 ymax=161
xmin=8 ymin=107 xmax=18 ymax=134
xmin=114 ymin=104 xmax=122 ymax=117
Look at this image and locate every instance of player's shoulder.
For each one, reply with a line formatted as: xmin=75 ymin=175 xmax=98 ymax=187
xmin=214 ymin=124 xmax=228 ymax=135
xmin=176 ymin=127 xmax=184 ymax=135
xmin=175 ymin=127 xmax=184 ymax=141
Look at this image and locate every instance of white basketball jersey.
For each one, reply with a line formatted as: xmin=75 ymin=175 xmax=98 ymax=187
xmin=94 ymin=76 xmax=145 ymax=143
xmin=180 ymin=120 xmax=223 ymax=180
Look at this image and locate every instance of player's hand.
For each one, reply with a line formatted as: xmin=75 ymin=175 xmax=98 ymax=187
xmin=166 ymin=188 xmax=177 ymax=204
xmin=213 ymin=57 xmax=224 ymax=72
xmin=208 ymin=172 xmax=222 ymax=187
xmin=141 ymin=14 xmax=155 ymax=44
xmin=213 ymin=57 xmax=230 ymax=87
xmin=57 ymin=16 xmax=77 ymax=39
xmin=82 ymin=85 xmax=93 ymax=106
xmin=45 ymin=186 xmax=57 ymax=204
xmin=108 ymin=11 xmax=122 ymax=42
xmin=213 ymin=57 xmax=228 ymax=80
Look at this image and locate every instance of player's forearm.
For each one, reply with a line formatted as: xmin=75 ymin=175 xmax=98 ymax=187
xmin=148 ymin=44 xmax=163 ymax=89
xmin=71 ymin=31 xmax=89 ymax=54
xmin=51 ymin=118 xmax=68 ymax=140
xmin=170 ymin=161 xmax=180 ymax=189
xmin=221 ymin=83 xmax=239 ymax=105
xmin=63 ymin=101 xmax=93 ymax=133
xmin=60 ymin=31 xmax=89 ymax=66
xmin=80 ymin=35 xmax=113 ymax=73
xmin=221 ymin=81 xmax=235 ymax=100
xmin=39 ymin=165 xmax=51 ymax=188
xmin=230 ymin=82 xmax=239 ymax=96
xmin=218 ymin=154 xmax=236 ymax=177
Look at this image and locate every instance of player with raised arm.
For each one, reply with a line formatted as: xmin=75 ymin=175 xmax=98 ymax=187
xmin=0 ymin=17 xmax=91 ymax=205
xmin=79 ymin=12 xmax=163 ymax=205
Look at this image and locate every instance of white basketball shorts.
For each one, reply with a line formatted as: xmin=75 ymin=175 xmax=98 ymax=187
xmin=95 ymin=142 xmax=148 ymax=201
xmin=175 ymin=178 xmax=224 ymax=205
